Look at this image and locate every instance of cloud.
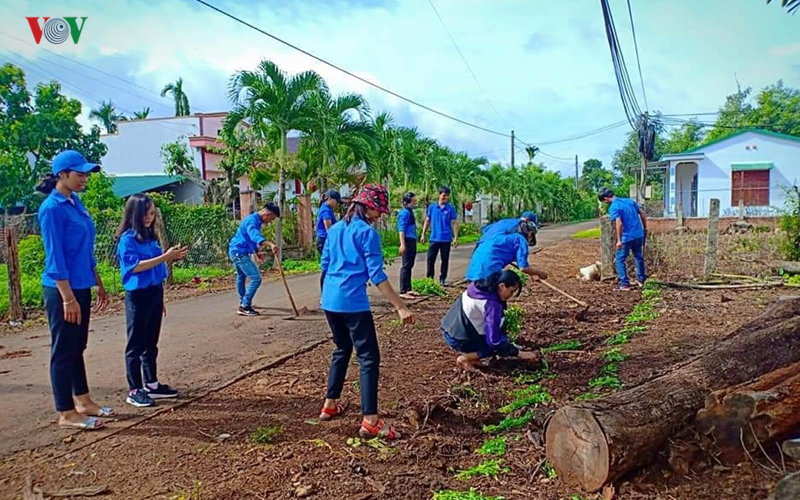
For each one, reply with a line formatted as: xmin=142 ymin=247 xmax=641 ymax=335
xmin=770 ymin=42 xmax=800 ymax=57
xmin=523 ymin=32 xmax=552 ymax=52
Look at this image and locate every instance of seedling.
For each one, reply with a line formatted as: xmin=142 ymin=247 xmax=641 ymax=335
xmin=625 ymin=301 xmax=659 ymax=324
xmin=482 ymin=411 xmax=533 ymax=434
xmin=599 ymin=362 xmax=618 ymax=375
xmin=509 ymin=384 xmax=547 ymax=399
xmin=411 ymin=278 xmax=446 ymax=297
xmin=606 ymin=331 xmax=630 ymax=346
xmin=510 ymin=267 xmax=529 ymax=285
xmin=574 ymin=392 xmax=601 ymax=402
xmin=452 ymin=384 xmax=481 ymax=399
xmin=249 ymin=425 xmax=282 ymax=444
xmin=503 ymin=306 xmax=525 ymax=343
xmin=433 ymin=488 xmax=504 ymax=500
xmin=589 ymin=375 xmax=622 ymax=390
xmin=602 ymin=347 xmax=629 ymax=363
xmin=540 ymin=339 xmax=582 ymax=353
xmin=513 ymin=359 xmax=549 ymax=385
xmin=475 ymin=437 xmax=507 ymax=457
xmin=454 ymin=459 xmax=509 ymax=480
xmin=542 ymin=460 xmax=558 ymax=479
xmin=171 ymin=480 xmax=202 ymax=500
xmin=499 ymin=386 xmax=552 ymax=414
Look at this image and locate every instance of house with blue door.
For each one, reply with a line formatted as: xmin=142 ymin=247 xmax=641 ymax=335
xmin=660 ymin=129 xmax=800 ymax=217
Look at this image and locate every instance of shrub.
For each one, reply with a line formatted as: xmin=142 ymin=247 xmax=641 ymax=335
xmin=780 ymin=188 xmax=800 ymax=261
xmin=503 ymin=306 xmax=524 ymax=343
xmin=18 ymin=235 xmax=45 ymax=276
xmin=412 ymin=278 xmax=446 ymax=296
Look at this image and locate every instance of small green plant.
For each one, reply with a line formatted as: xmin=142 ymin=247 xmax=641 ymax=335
xmin=249 ymin=425 xmax=283 ymax=444
xmin=574 ymin=392 xmax=601 ymax=402
xmin=454 ymin=459 xmax=510 ymax=480
xmin=589 ymin=375 xmax=622 ymax=390
xmin=784 ymin=274 xmax=800 ymax=286
xmin=510 ymin=266 xmax=529 ymax=285
xmin=571 ymin=227 xmax=601 ymax=239
xmin=599 ymin=362 xmax=618 ymax=375
xmin=432 ymin=489 xmax=504 ymax=500
xmin=499 ymin=386 xmax=552 ymax=414
xmin=475 ymin=437 xmax=507 ymax=457
xmin=503 ymin=306 xmax=525 ymax=343
xmin=171 ymin=480 xmax=203 ymax=500
xmin=482 ymin=411 xmax=533 ymax=434
xmin=452 ymin=384 xmax=480 ymax=399
xmin=602 ymin=347 xmax=629 ymax=363
xmin=606 ymin=331 xmax=630 ymax=346
xmin=542 ymin=460 xmax=558 ymax=479
xmin=541 ymin=339 xmax=582 ymax=353
xmin=625 ymin=301 xmax=659 ymax=324
xmin=412 ymin=278 xmax=446 ymax=296
xmin=281 ymin=259 xmax=321 ymax=274
xmin=513 ymin=360 xmax=549 ymax=385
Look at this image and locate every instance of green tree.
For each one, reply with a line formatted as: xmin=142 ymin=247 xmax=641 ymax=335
xmin=161 ymin=77 xmax=191 ymax=117
xmin=211 ymin=122 xmax=256 ymax=208
xmin=766 ymin=0 xmax=800 ymax=14
xmin=226 ymin=59 xmax=323 ymax=252
xmin=581 ymin=158 xmax=614 ymax=193
xmin=664 ymin=120 xmax=705 ymax=153
xmin=89 ymin=100 xmax=126 ymax=133
xmin=705 ymin=82 xmax=800 ymax=142
xmin=81 ymin=171 xmax=123 ymax=214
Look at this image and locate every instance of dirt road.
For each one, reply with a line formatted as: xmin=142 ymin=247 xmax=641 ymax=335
xmin=0 ymin=220 xmax=597 ymax=455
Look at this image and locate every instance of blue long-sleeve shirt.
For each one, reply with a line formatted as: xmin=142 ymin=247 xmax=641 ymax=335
xmin=466 ymin=233 xmax=530 ymax=281
xmin=315 ymin=204 xmax=336 ymax=239
xmin=38 ymin=191 xmax=97 ymax=289
xmin=321 ymin=216 xmax=388 ymax=313
xmin=228 ymin=213 xmax=266 ymax=257
xmin=397 ymin=207 xmax=417 ymax=240
xmin=476 ymin=218 xmax=519 ymax=249
xmin=117 ymin=230 xmax=168 ymax=291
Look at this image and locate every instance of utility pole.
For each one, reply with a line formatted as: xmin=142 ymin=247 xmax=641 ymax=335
xmin=510 ymin=130 xmax=515 ymax=167
xmin=575 ymin=155 xmax=579 ymax=190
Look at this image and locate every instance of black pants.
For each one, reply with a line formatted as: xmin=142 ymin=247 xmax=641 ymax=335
xmin=124 ymin=285 xmax=164 ymax=390
xmin=426 ymin=241 xmax=452 ymax=281
xmin=43 ymin=286 xmax=92 ymax=412
xmin=324 ymin=311 xmax=380 ymax=415
xmin=316 ymin=236 xmax=326 ymax=289
xmin=399 ymin=237 xmax=417 ymax=293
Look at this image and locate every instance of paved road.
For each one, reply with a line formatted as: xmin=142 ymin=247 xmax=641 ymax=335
xmin=0 ymin=220 xmax=597 ymax=455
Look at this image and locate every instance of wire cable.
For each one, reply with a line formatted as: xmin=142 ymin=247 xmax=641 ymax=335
xmin=626 ymin=0 xmax=648 ymax=111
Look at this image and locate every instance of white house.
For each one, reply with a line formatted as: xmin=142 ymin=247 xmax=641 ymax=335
xmin=660 ymin=129 xmax=800 ymax=217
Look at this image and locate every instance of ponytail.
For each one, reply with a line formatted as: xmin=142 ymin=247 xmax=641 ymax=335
xmin=474 ymin=270 xmax=522 ymax=296
xmin=344 ymin=202 xmax=368 ymax=224
xmin=36 ymin=173 xmax=59 ymax=194
xmin=402 ymin=192 xmax=416 ymax=226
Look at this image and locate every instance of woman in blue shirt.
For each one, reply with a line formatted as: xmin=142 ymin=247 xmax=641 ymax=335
xmin=397 ymin=192 xmax=418 ymax=299
xmin=36 ymin=150 xmax=112 ymax=431
xmin=116 ymin=194 xmax=188 ymax=407
xmin=318 ymin=184 xmax=414 ymax=440
xmin=315 ymin=189 xmax=342 ymax=253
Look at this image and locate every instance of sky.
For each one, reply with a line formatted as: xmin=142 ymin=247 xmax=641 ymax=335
xmin=2 ymin=0 xmax=799 ymax=177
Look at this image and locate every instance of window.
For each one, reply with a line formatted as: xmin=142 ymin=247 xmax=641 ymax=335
xmin=731 ymin=169 xmax=770 ymax=207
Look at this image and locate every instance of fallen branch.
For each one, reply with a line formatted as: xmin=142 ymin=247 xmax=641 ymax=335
xmin=41 ymin=486 xmax=109 ymax=498
xmin=650 ymin=279 xmax=783 ymax=290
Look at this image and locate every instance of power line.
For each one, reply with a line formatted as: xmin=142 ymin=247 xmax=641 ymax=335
xmin=190 ymin=0 xmax=511 ymax=138
xmin=534 ymin=120 xmax=628 ymax=146
xmin=626 ymin=0 xmax=648 ymax=111
xmin=600 ymin=0 xmax=642 ymax=129
xmin=425 ymin=0 xmax=509 ymax=131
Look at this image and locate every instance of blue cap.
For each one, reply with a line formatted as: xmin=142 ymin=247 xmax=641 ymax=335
xmin=521 ymin=211 xmax=536 ymax=220
xmin=324 ymin=189 xmax=342 ymax=203
xmin=51 ymin=150 xmax=100 ymax=176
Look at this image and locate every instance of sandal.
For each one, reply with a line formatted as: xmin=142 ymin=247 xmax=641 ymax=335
xmin=359 ymin=419 xmax=401 ymax=440
xmin=80 ymin=406 xmax=116 ymax=418
xmin=319 ymin=401 xmax=347 ymax=421
xmin=59 ymin=416 xmax=105 ymax=431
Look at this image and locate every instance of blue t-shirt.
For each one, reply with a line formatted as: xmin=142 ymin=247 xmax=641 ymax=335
xmin=476 ymin=218 xmax=519 ymax=248
xmin=229 ymin=213 xmax=266 ymax=257
xmin=38 ymin=191 xmax=97 ymax=289
xmin=117 ymin=230 xmax=168 ymax=291
xmin=397 ymin=207 xmax=417 ymax=240
xmin=316 ymin=204 xmax=337 ymax=239
xmin=466 ymin=233 xmax=530 ymax=281
xmin=608 ymin=198 xmax=644 ymax=243
xmin=320 ymin=217 xmax=388 ymax=313
xmin=426 ymin=202 xmax=457 ymax=242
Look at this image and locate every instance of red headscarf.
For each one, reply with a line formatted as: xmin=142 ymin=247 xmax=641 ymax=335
xmin=351 ymin=184 xmax=390 ymax=214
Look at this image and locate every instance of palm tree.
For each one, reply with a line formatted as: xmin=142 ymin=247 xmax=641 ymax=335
xmin=366 ymin=112 xmax=401 ymax=191
xmin=227 ymin=60 xmax=323 ymax=253
xmin=525 ymin=146 xmax=539 ymax=163
xmin=160 ymin=78 xmax=191 ymax=116
xmin=767 ymin=0 xmax=800 ymax=13
xmin=89 ymin=100 xmax=126 ymax=133
xmin=133 ymin=107 xmax=150 ymax=119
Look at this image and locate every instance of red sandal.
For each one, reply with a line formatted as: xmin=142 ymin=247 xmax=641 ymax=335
xmin=319 ymin=401 xmax=347 ymax=421
xmin=359 ymin=419 xmax=401 ymax=440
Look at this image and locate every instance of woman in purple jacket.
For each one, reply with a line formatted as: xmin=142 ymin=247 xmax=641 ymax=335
xmin=441 ymin=270 xmax=540 ymax=370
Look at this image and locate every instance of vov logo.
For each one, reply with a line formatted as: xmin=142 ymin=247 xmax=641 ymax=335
xmin=25 ymin=17 xmax=88 ymax=45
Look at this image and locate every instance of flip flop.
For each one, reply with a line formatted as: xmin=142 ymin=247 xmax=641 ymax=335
xmin=399 ymin=293 xmax=415 ymax=300
xmin=59 ymin=416 xmax=104 ymax=430
xmin=319 ymin=401 xmax=348 ymax=421
xmin=82 ymin=406 xmax=116 ymax=418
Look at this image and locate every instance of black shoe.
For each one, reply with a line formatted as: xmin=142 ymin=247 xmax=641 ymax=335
xmin=145 ymin=383 xmax=179 ymax=399
xmin=439 ymin=279 xmax=447 ymax=287
xmin=126 ymin=389 xmax=155 ymax=407
xmin=237 ymin=306 xmax=260 ymax=316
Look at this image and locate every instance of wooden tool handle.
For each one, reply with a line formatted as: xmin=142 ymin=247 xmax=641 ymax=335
xmin=540 ymin=280 xmax=588 ymax=308
xmin=275 ymin=258 xmax=299 ymax=316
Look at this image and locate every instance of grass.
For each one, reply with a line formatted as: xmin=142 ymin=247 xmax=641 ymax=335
xmin=571 ymin=227 xmax=601 ymax=239
xmin=540 ymin=339 xmax=582 ymax=353
xmin=412 ymin=278 xmax=446 ymax=296
xmin=482 ymin=411 xmax=534 ymax=434
xmin=498 ymin=385 xmax=552 ymax=414
xmin=171 ymin=266 xmax=232 ymax=282
xmin=249 ymin=425 xmax=283 ymax=444
xmin=503 ymin=305 xmax=525 ymax=343
xmin=602 ymin=347 xmax=629 ymax=363
xmin=475 ymin=437 xmax=507 ymax=457
xmin=574 ymin=392 xmax=602 ymax=402
xmin=454 ymin=459 xmax=509 ymax=480
xmin=432 ymin=489 xmax=504 ymax=500
xmin=278 ymin=259 xmax=320 ymax=275
xmin=171 ymin=480 xmax=203 ymax=500
xmin=588 ymin=375 xmax=623 ymax=390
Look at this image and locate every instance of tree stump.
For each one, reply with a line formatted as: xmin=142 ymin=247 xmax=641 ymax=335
xmin=696 ymin=360 xmax=800 ymax=463
xmin=772 ymin=471 xmax=800 ymax=500
xmin=545 ymin=296 xmax=800 ymax=492
xmin=4 ymin=227 xmax=24 ymax=322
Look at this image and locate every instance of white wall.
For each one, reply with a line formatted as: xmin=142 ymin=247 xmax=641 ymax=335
xmin=100 ymin=117 xmax=202 ymax=175
xmin=672 ymin=132 xmax=800 ymax=217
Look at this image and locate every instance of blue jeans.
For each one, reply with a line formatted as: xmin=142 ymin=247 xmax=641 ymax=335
xmin=615 ymin=237 xmax=646 ymax=287
xmin=231 ymin=254 xmax=262 ymax=308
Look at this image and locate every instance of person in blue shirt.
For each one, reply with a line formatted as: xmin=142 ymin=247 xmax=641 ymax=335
xmin=465 ymin=220 xmax=548 ymax=282
xmin=315 ymin=189 xmax=342 ymax=254
xmin=475 ymin=211 xmax=539 ymax=251
xmin=420 ymin=186 xmax=459 ymax=286
xmin=228 ymin=203 xmax=280 ymax=316
xmin=397 ymin=192 xmax=419 ymax=299
xmin=116 ymin=194 xmax=189 ymax=408
xmin=598 ymin=187 xmax=648 ymax=290
xmin=318 ymin=184 xmax=414 ymax=440
xmin=36 ymin=150 xmax=112 ymax=431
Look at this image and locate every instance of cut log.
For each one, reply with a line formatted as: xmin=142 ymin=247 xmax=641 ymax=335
xmin=696 ymin=361 xmax=800 ymax=464
xmin=770 ymin=261 xmax=800 ymax=275
xmin=545 ymin=296 xmax=800 ymax=492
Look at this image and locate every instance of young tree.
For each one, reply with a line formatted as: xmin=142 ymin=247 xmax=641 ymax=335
xmin=161 ymin=78 xmax=191 ymax=116
xmin=581 ymin=158 xmax=615 ymax=193
xmin=89 ymin=100 xmax=126 ymax=133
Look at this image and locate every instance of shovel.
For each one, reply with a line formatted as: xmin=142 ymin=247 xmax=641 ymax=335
xmin=274 ymin=257 xmax=311 ymax=320
xmin=538 ymin=279 xmax=590 ymax=321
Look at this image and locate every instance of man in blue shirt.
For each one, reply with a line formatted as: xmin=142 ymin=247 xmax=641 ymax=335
xmin=598 ymin=187 xmax=648 ymax=290
xmin=420 ymin=186 xmax=459 ymax=287
xmin=475 ymin=211 xmax=539 ymax=251
xmin=228 ymin=203 xmax=281 ymax=316
xmin=465 ymin=220 xmax=547 ymax=282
